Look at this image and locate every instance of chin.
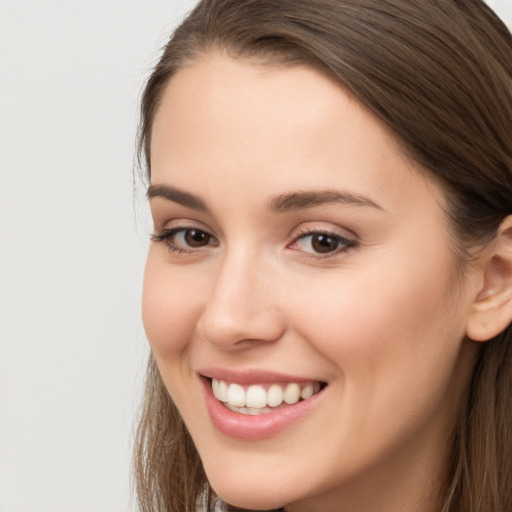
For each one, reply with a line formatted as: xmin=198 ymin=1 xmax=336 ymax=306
xmin=217 ymin=493 xmax=286 ymax=511
xmin=207 ymin=473 xmax=292 ymax=511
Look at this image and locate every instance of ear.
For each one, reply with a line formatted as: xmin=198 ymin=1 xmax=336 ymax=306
xmin=466 ymin=215 xmax=512 ymax=342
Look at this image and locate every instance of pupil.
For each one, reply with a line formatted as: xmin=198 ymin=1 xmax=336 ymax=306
xmin=185 ymin=229 xmax=209 ymax=247
xmin=312 ymin=234 xmax=338 ymax=253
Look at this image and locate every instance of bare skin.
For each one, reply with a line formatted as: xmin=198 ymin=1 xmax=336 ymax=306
xmin=142 ymin=55 xmax=507 ymax=512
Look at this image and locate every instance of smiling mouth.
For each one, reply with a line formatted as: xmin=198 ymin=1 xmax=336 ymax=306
xmin=210 ymin=378 xmax=325 ymax=416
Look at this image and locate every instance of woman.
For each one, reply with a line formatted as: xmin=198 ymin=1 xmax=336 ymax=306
xmin=134 ymin=1 xmax=512 ymax=511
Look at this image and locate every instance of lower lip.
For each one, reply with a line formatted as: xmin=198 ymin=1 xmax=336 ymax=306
xmin=201 ymin=378 xmax=324 ymax=440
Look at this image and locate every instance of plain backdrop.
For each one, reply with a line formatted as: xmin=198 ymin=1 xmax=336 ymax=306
xmin=0 ymin=1 xmax=511 ymax=511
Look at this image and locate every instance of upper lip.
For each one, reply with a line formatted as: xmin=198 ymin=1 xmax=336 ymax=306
xmin=197 ymin=367 xmax=326 ymax=385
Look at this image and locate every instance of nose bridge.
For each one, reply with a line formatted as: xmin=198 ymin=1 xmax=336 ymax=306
xmin=198 ymin=243 xmax=285 ymax=348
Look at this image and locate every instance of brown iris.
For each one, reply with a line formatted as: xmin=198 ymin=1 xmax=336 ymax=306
xmin=184 ymin=229 xmax=211 ymax=247
xmin=310 ymin=233 xmax=340 ymax=253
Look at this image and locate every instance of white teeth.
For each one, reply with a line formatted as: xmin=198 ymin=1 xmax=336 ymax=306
xmin=226 ymin=404 xmax=272 ymax=415
xmin=211 ymin=378 xmax=322 ymax=410
xmin=267 ymin=384 xmax=283 ymax=407
xmin=217 ymin=380 xmax=228 ymax=402
xmin=227 ymin=383 xmax=245 ymax=407
xmin=300 ymin=383 xmax=314 ymax=400
xmin=212 ymin=378 xmax=220 ymax=397
xmin=283 ymin=383 xmax=301 ymax=404
xmin=245 ymin=385 xmax=267 ymax=408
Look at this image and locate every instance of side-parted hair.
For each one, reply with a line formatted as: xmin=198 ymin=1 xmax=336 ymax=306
xmin=134 ymin=1 xmax=512 ymax=511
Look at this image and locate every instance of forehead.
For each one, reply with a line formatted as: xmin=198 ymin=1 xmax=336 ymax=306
xmin=150 ymin=55 xmax=442 ymax=216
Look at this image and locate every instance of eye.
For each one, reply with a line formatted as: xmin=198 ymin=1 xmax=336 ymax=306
xmin=179 ymin=228 xmax=212 ymax=248
xmin=290 ymin=231 xmax=356 ymax=256
xmin=151 ymin=227 xmax=218 ymax=253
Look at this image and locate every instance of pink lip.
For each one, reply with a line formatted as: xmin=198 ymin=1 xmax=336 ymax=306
xmin=198 ymin=367 xmax=322 ymax=385
xmin=199 ymin=373 xmax=325 ymax=440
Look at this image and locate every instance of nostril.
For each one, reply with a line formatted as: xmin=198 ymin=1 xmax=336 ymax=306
xmin=196 ymin=274 xmax=286 ymax=348
xmin=198 ymin=314 xmax=286 ymax=350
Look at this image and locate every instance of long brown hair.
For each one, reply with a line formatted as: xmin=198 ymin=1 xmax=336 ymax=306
xmin=134 ymin=1 xmax=512 ymax=511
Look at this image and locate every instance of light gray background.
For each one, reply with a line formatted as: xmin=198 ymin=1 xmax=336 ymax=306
xmin=0 ymin=1 xmax=510 ymax=511
xmin=0 ymin=2 xmax=196 ymax=511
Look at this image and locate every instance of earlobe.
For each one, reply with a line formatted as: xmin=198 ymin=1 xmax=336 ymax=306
xmin=466 ymin=216 xmax=512 ymax=342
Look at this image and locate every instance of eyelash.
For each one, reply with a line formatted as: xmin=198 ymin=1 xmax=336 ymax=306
xmin=150 ymin=226 xmax=358 ymax=259
xmin=150 ymin=227 xmax=217 ymax=254
xmin=291 ymin=228 xmax=357 ymax=260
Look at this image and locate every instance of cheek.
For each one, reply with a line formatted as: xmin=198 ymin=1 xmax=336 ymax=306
xmin=142 ymin=253 xmax=205 ymax=357
xmin=281 ymin=257 xmax=470 ymax=469
xmin=288 ymin=247 xmax=466 ymax=405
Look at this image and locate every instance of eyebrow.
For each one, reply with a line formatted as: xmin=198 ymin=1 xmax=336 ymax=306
xmin=147 ymin=184 xmax=210 ymax=212
xmin=147 ymin=184 xmax=383 ymax=213
xmin=268 ymin=190 xmax=384 ymax=213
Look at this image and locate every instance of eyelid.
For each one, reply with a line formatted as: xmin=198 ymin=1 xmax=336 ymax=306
xmin=154 ymin=216 xmax=219 ymax=240
xmin=153 ymin=216 xmax=214 ymax=233
xmin=151 ymin=219 xmax=358 ymax=258
xmin=151 ymin=223 xmax=219 ymax=254
xmin=287 ymin=224 xmax=358 ymax=259
xmin=290 ymin=222 xmax=358 ymax=243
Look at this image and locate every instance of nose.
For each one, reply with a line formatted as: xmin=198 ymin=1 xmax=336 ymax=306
xmin=196 ymin=248 xmax=286 ymax=350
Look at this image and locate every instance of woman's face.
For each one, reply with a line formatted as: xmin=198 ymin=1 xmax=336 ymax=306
xmin=143 ymin=56 xmax=480 ymax=511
